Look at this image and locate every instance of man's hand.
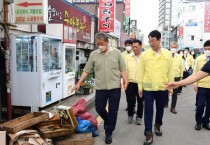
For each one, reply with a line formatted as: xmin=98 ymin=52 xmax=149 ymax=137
xmin=194 ymin=84 xmax=198 ymax=92
xmin=123 ymin=81 xmax=128 ymax=91
xmin=138 ymin=90 xmax=143 ymax=98
xmin=71 ymin=83 xmax=81 ymax=93
xmin=164 ymin=82 xmax=179 ymax=90
xmin=168 ymin=89 xmax=173 ymax=95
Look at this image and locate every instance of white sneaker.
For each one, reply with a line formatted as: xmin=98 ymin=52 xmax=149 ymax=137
xmin=136 ymin=117 xmax=142 ymax=125
xmin=128 ymin=116 xmax=133 ymax=124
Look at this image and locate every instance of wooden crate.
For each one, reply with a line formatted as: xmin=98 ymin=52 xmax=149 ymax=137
xmin=35 ymin=119 xmax=75 ymax=138
xmin=54 ymin=105 xmax=78 ymax=128
xmin=54 ymin=133 xmax=93 ymax=145
xmin=0 ymin=112 xmax=49 ymax=133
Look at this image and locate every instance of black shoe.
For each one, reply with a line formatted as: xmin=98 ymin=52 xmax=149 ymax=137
xmin=105 ymin=136 xmax=112 ymax=144
xmin=202 ymin=123 xmax=210 ymax=130
xmin=195 ymin=124 xmax=201 ymax=130
xmin=144 ymin=134 xmax=153 ymax=145
xmin=154 ymin=124 xmax=162 ymax=136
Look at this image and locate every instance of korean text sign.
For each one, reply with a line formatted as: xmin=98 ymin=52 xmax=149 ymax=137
xmin=48 ymin=0 xmax=92 ymax=43
xmin=99 ymin=0 xmax=115 ymax=32
xmin=14 ymin=0 xmax=48 ymax=24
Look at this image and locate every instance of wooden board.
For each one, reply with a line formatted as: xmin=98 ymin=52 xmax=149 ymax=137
xmin=0 ymin=112 xmax=49 ymax=133
xmin=54 ymin=133 xmax=93 ymax=145
xmin=35 ymin=119 xmax=75 ymax=138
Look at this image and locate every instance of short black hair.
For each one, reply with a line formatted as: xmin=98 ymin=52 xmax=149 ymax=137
xmin=204 ymin=40 xmax=210 ymax=47
xmin=148 ymin=30 xmax=161 ymax=40
xmin=124 ymin=39 xmax=133 ymax=45
xmin=132 ymin=39 xmax=142 ymax=45
xmin=184 ymin=47 xmax=190 ymax=51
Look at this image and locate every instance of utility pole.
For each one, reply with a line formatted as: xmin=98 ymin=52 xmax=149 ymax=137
xmin=4 ymin=0 xmax=12 ymax=120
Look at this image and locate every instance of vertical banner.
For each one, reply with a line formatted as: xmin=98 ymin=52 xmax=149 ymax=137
xmin=98 ymin=0 xmax=115 ymax=32
xmin=177 ymin=26 xmax=183 ymax=36
xmin=124 ymin=0 xmax=130 ymax=17
xmin=124 ymin=0 xmax=130 ymax=31
xmin=204 ymin=1 xmax=210 ymax=32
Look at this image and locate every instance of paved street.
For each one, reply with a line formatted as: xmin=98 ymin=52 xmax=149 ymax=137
xmin=92 ymin=85 xmax=210 ymax=145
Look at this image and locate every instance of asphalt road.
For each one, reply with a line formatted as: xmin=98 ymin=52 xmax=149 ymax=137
xmin=92 ymin=85 xmax=210 ymax=145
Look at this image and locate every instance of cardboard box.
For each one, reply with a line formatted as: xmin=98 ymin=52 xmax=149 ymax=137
xmin=35 ymin=119 xmax=75 ymax=138
xmin=0 ymin=112 xmax=49 ymax=133
xmin=54 ymin=105 xmax=78 ymax=128
xmin=8 ymin=130 xmax=46 ymax=145
xmin=54 ymin=133 xmax=93 ymax=145
xmin=0 ymin=131 xmax=6 ymax=145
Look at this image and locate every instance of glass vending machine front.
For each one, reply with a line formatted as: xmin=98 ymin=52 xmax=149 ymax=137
xmin=11 ymin=35 xmax=63 ymax=109
xmin=41 ymin=37 xmax=62 ymax=107
xmin=63 ymin=44 xmax=76 ymax=98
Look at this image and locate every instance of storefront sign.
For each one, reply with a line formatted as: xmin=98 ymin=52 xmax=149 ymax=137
xmin=14 ymin=0 xmax=48 ymax=24
xmin=204 ymin=1 xmax=210 ymax=32
xmin=124 ymin=0 xmax=130 ymax=17
xmin=48 ymin=0 xmax=92 ymax=43
xmin=72 ymin=0 xmax=123 ymax=3
xmin=98 ymin=0 xmax=115 ymax=32
xmin=177 ymin=26 xmax=183 ymax=36
xmin=108 ymin=20 xmax=121 ymax=39
xmin=185 ymin=22 xmax=197 ymax=26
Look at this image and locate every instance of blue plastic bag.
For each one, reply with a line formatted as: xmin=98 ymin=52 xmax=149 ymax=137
xmin=76 ymin=117 xmax=99 ymax=137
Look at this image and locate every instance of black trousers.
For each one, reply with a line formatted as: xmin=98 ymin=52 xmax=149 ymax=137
xmin=95 ymin=88 xmax=121 ymax=137
xmin=165 ymin=77 xmax=180 ymax=108
xmin=125 ymin=82 xmax=144 ymax=118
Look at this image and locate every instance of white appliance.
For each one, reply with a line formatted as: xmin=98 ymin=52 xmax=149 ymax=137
xmin=10 ymin=34 xmax=62 ymax=111
xmin=62 ymin=43 xmax=76 ymax=98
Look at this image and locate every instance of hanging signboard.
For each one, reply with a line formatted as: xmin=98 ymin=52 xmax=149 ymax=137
xmin=14 ymin=0 xmax=48 ymax=24
xmin=204 ymin=1 xmax=210 ymax=32
xmin=48 ymin=0 xmax=92 ymax=43
xmin=98 ymin=0 xmax=115 ymax=32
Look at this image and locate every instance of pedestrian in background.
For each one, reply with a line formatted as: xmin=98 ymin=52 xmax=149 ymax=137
xmin=122 ymin=39 xmax=133 ymax=59
xmin=193 ymin=40 xmax=210 ymax=131
xmin=184 ymin=47 xmax=194 ymax=75
xmin=71 ymin=32 xmax=128 ymax=144
xmin=165 ymin=41 xmax=184 ymax=114
xmin=125 ymin=39 xmax=144 ymax=125
xmin=121 ymin=39 xmax=134 ymax=112
xmin=137 ymin=30 xmax=173 ymax=145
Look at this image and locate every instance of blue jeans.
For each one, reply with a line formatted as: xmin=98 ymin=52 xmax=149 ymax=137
xmin=144 ymin=90 xmax=168 ymax=135
xmin=196 ymin=87 xmax=210 ymax=125
xmin=95 ymin=88 xmax=121 ymax=136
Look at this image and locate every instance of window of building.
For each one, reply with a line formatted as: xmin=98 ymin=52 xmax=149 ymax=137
xmin=191 ymin=35 xmax=194 ymax=41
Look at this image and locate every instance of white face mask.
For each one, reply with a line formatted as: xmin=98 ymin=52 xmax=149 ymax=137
xmin=191 ymin=51 xmax=194 ymax=55
xmin=204 ymin=50 xmax=210 ymax=57
xmin=98 ymin=45 xmax=106 ymax=52
xmin=170 ymin=48 xmax=177 ymax=54
xmin=125 ymin=46 xmax=132 ymax=52
xmin=184 ymin=51 xmax=188 ymax=54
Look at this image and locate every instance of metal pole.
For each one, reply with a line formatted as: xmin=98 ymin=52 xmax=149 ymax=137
xmin=4 ymin=0 xmax=12 ymax=120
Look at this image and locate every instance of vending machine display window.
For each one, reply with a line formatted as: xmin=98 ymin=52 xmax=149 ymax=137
xmin=42 ymin=38 xmax=61 ymax=72
xmin=16 ymin=36 xmax=37 ymax=72
xmin=65 ymin=47 xmax=76 ymax=74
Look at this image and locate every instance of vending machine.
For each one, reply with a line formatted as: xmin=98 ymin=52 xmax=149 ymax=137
xmin=62 ymin=43 xmax=76 ymax=98
xmin=10 ymin=34 xmax=63 ymax=111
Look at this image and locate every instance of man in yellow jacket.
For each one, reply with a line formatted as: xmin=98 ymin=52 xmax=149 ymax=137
xmin=184 ymin=47 xmax=194 ymax=74
xmin=125 ymin=39 xmax=144 ymax=125
xmin=122 ymin=39 xmax=134 ymax=111
xmin=122 ymin=39 xmax=133 ymax=59
xmin=193 ymin=40 xmax=210 ymax=131
xmin=165 ymin=41 xmax=184 ymax=114
xmin=137 ymin=30 xmax=173 ymax=145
